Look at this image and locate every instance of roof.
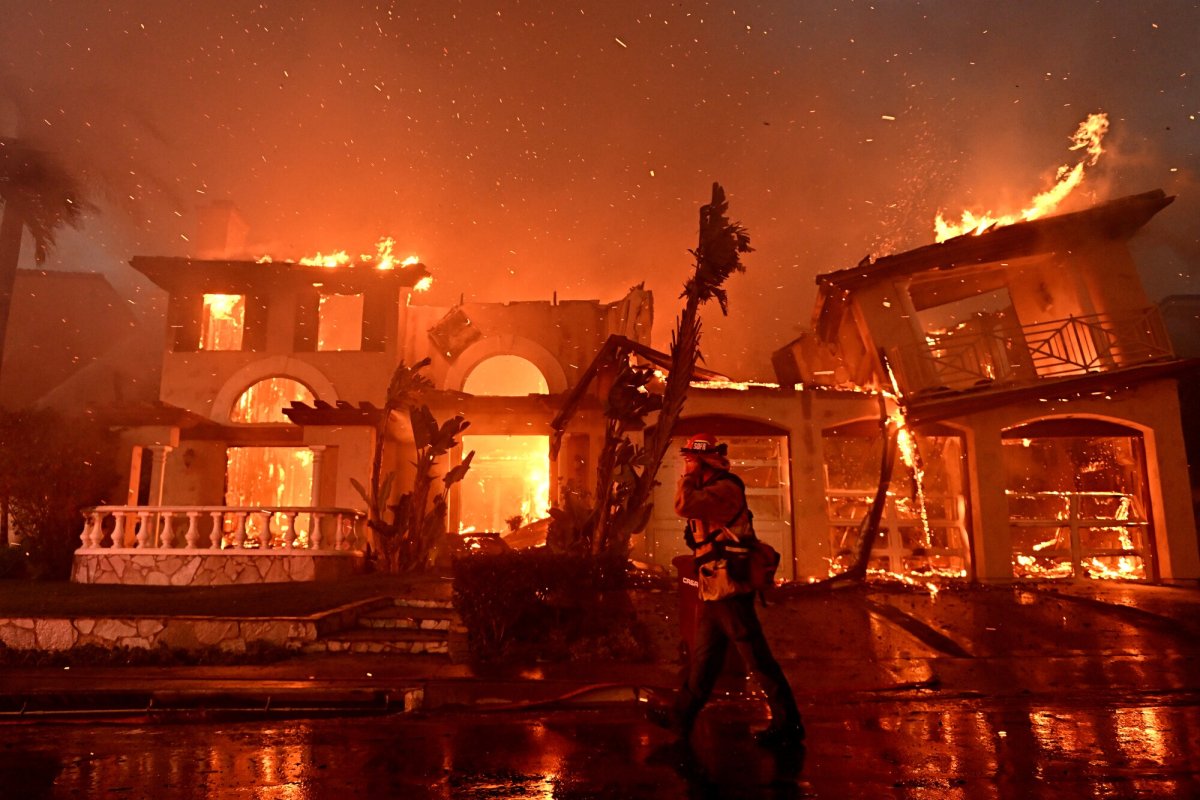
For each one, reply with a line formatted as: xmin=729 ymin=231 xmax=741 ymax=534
xmin=816 ymin=190 xmax=1174 ymax=292
xmin=129 ymin=256 xmax=431 ymax=294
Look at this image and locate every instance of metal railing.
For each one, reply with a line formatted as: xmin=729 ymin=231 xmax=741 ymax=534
xmin=79 ymin=505 xmax=367 ymax=553
xmin=893 ymin=307 xmax=1174 ymax=395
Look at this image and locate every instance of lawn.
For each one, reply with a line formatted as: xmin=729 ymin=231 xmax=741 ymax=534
xmin=0 ymin=573 xmax=452 ymax=618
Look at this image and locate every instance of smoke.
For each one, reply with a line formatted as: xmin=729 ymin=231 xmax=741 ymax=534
xmin=2 ymin=0 xmax=1197 ymax=378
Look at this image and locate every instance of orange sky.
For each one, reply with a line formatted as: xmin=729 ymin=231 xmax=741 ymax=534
xmin=2 ymin=1 xmax=1197 ymax=377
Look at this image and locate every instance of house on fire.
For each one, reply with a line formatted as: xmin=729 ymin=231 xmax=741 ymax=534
xmin=71 ymin=189 xmax=1199 ymax=586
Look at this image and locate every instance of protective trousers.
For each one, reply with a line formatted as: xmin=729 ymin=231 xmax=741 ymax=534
xmin=674 ymin=592 xmax=801 ymax=730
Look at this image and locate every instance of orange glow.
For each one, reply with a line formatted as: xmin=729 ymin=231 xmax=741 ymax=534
xmin=299 ymin=249 xmax=352 ymax=268
xmin=262 ymin=237 xmax=422 ymax=271
xmin=200 ymin=293 xmax=245 ymax=351
xmin=934 ymin=112 xmax=1109 ymax=242
xmin=459 ymin=435 xmax=551 ymax=533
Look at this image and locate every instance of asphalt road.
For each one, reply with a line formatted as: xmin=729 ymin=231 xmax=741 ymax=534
xmin=2 ymin=684 xmax=1198 ymax=799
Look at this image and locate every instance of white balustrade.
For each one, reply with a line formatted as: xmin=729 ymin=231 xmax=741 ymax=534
xmin=76 ymin=506 xmax=368 ymax=554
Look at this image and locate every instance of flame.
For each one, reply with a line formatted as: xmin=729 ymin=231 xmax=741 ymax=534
xmin=690 ymin=379 xmax=781 ymax=390
xmin=200 ymin=293 xmax=245 ymax=350
xmin=934 ymin=112 xmax=1109 ymax=242
xmin=262 ymin=237 xmax=423 ymax=271
xmin=414 ymin=275 xmax=434 ymax=292
xmin=519 ymin=462 xmax=552 ymax=525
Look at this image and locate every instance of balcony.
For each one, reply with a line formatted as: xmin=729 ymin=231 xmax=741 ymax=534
xmin=73 ymin=505 xmax=368 ymax=585
xmin=892 ymin=307 xmax=1175 ymax=397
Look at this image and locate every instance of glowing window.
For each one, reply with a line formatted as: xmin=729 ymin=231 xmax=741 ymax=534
xmin=230 ymin=377 xmax=315 ymax=424
xmin=823 ymin=422 xmax=969 ymax=579
xmin=462 ymin=356 xmax=549 ymax=395
xmin=200 ymin=294 xmax=245 ymax=351
xmin=318 ymin=292 xmax=364 ymax=351
xmin=225 ymin=446 xmax=314 ymax=545
xmin=458 ymin=435 xmax=550 ymax=534
xmin=1004 ymin=426 xmax=1152 ymax=581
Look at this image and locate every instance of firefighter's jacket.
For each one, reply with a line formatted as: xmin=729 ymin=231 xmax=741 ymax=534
xmin=675 ymin=462 xmax=754 ymax=601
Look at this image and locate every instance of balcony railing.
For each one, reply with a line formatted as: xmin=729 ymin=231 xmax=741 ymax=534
xmin=893 ymin=307 xmax=1174 ymax=396
xmin=79 ymin=505 xmax=367 ymax=554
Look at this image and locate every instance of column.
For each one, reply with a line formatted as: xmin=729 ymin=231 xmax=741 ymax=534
xmin=146 ymin=445 xmax=174 ymax=506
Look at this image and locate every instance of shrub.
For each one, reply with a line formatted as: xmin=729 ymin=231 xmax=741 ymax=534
xmin=452 ymin=549 xmax=643 ymax=664
xmin=0 ymin=408 xmax=118 ymax=579
xmin=0 ymin=545 xmax=24 ymax=579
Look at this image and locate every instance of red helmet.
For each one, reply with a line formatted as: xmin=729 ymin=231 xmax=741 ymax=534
xmin=680 ymin=433 xmax=727 ymax=456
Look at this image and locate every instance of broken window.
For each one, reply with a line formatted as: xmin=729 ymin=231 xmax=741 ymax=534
xmin=1004 ymin=420 xmax=1152 ymax=580
xmin=200 ymin=294 xmax=245 ymax=351
xmin=823 ymin=420 xmax=969 ymax=578
xmin=458 ymin=435 xmax=550 ymax=534
xmin=230 ymin=378 xmax=315 ymax=424
xmin=317 ymin=292 xmax=365 ymax=351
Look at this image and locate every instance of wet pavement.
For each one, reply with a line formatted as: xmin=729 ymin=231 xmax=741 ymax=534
xmin=2 ymin=582 xmax=1200 ymax=797
xmin=2 ymin=688 xmax=1199 ymax=799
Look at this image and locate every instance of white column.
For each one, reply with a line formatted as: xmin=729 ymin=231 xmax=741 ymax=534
xmin=309 ymin=446 xmax=327 ymax=503
xmin=309 ymin=445 xmax=327 ymax=549
xmin=146 ymin=445 xmax=174 ymax=506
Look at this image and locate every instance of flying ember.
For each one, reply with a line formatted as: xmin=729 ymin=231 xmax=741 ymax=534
xmin=934 ymin=112 xmax=1110 ymax=242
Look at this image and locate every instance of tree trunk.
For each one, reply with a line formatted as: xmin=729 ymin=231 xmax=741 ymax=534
xmin=0 ymin=205 xmax=25 ymax=387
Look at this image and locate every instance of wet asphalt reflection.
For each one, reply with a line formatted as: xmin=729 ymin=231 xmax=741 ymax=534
xmin=2 ymin=691 xmax=1199 ymax=799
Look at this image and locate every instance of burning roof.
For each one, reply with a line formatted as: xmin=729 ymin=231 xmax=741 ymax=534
xmin=129 ymin=255 xmax=431 ymax=294
xmin=816 ymin=189 xmax=1174 ymax=294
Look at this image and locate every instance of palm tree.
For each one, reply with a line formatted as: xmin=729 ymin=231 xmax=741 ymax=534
xmin=594 ymin=182 xmax=753 ymax=555
xmin=0 ymin=138 xmax=90 ymax=384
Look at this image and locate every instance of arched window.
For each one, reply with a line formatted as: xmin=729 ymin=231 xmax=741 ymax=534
xmin=230 ymin=377 xmax=315 ymax=424
xmin=462 ymin=355 xmax=549 ymax=396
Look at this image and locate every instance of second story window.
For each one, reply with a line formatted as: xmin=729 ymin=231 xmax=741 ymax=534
xmin=200 ymin=294 xmax=245 ymax=351
xmin=317 ymin=292 xmax=364 ymax=351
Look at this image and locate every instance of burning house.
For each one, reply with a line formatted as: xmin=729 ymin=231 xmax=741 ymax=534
xmin=760 ymin=189 xmax=1198 ymax=582
xmin=70 ymin=189 xmax=1197 ymax=587
xmin=71 ymin=240 xmax=653 ymax=584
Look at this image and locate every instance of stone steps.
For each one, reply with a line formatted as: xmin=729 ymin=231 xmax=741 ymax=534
xmin=304 ymin=596 xmax=464 ymax=657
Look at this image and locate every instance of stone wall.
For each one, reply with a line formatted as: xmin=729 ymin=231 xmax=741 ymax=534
xmin=72 ymin=551 xmax=365 ymax=585
xmin=0 ymin=597 xmax=391 ymax=653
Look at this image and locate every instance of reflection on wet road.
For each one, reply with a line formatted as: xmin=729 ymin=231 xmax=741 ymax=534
xmin=2 ymin=691 xmax=1199 ymax=799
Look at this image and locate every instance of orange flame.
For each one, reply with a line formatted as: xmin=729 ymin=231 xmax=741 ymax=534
xmin=934 ymin=112 xmax=1109 ymax=242
xmin=263 ymin=237 xmax=422 ymax=271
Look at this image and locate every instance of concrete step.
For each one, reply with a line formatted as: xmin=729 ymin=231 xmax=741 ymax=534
xmin=303 ymin=628 xmax=450 ymax=656
xmin=393 ymin=596 xmax=454 ymax=611
xmin=359 ymin=607 xmax=453 ymax=632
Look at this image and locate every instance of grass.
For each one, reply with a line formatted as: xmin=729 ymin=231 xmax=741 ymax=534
xmin=0 ymin=572 xmax=453 ymax=618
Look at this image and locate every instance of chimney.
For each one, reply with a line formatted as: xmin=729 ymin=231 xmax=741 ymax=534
xmin=194 ymin=201 xmax=250 ymax=259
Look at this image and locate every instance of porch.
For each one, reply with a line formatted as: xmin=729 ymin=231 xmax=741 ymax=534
xmin=73 ymin=505 xmax=368 ymax=586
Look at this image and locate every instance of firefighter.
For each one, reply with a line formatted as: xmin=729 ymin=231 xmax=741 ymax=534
xmin=648 ymin=433 xmax=805 ymax=747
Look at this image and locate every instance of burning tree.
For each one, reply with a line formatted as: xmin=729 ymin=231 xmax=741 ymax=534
xmin=0 ymin=138 xmax=91 ymax=383
xmin=352 ymin=358 xmax=475 ymax=573
xmin=550 ymin=183 xmax=752 ymax=557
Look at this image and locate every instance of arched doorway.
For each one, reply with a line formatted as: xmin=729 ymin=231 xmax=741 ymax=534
xmin=1003 ymin=418 xmax=1155 ymax=580
xmin=459 ymin=356 xmax=551 ymax=534
xmin=225 ymin=377 xmax=316 ymax=545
